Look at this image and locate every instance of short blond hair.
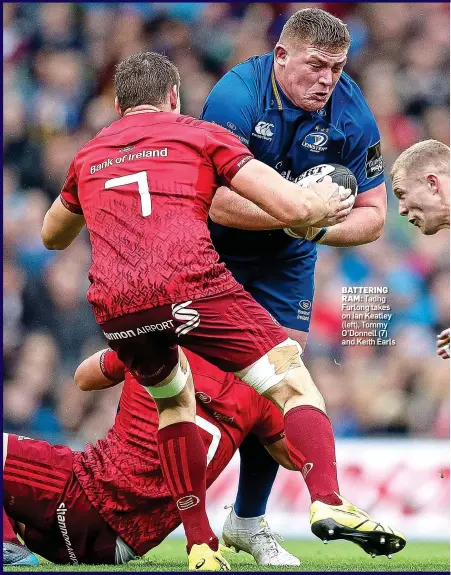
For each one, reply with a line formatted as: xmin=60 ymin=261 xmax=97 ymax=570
xmin=280 ymin=8 xmax=350 ymax=51
xmin=391 ymin=140 xmax=450 ymax=180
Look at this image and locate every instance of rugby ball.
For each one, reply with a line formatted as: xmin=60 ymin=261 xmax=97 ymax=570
xmin=295 ymin=164 xmax=358 ymax=197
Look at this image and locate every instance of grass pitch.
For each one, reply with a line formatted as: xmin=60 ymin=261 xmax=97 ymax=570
xmin=4 ymin=539 xmax=449 ymax=572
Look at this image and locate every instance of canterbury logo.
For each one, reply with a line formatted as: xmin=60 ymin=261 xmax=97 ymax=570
xmin=172 ymin=301 xmax=200 ymax=336
xmin=254 ymin=121 xmax=274 ymax=138
xmin=177 ymin=495 xmax=200 ymax=510
xmin=302 ymin=462 xmax=314 ymax=479
xmin=195 ymin=559 xmax=206 ymax=569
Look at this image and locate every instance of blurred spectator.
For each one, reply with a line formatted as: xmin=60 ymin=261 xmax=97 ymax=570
xmin=3 ymin=2 xmax=449 ymax=446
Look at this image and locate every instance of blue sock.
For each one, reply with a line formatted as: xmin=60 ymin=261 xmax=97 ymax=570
xmin=234 ymin=434 xmax=279 ymax=518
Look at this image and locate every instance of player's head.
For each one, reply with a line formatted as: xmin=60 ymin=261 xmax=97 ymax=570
xmin=274 ymin=8 xmax=350 ymax=112
xmin=114 ymin=52 xmax=181 ymax=116
xmin=391 ymin=140 xmax=450 ymax=235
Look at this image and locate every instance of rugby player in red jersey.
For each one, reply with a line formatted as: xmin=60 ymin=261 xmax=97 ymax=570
xmin=40 ymin=52 xmax=402 ymax=569
xmin=4 ymin=349 xmax=406 ymax=567
xmin=3 ymin=349 xmax=293 ymax=566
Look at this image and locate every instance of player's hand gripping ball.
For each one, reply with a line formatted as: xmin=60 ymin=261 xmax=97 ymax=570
xmin=284 ymin=164 xmax=358 ymax=241
xmin=295 ymin=163 xmax=358 ymax=197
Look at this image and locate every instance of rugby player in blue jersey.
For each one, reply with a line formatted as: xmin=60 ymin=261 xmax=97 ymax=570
xmin=202 ymin=8 xmax=388 ymax=565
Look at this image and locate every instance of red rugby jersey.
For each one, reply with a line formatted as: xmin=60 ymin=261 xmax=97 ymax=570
xmin=60 ymin=113 xmax=253 ymax=323
xmin=72 ymin=351 xmax=284 ymax=555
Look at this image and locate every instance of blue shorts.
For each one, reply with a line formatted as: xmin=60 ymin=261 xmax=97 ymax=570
xmin=223 ymin=248 xmax=317 ymax=333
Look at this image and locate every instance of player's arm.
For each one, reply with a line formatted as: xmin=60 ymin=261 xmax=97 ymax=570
xmin=41 ymin=196 xmax=85 ymax=250
xmin=41 ymin=160 xmax=85 ymax=250
xmin=211 ymin=166 xmax=358 ymax=231
xmin=288 ymin=182 xmax=386 ymax=246
xmin=210 ymin=184 xmax=287 ymax=230
xmin=265 ymin=438 xmax=297 ymax=471
xmin=208 ymin=133 xmax=354 ymax=228
xmin=252 ymin=398 xmax=296 ymax=470
xmin=74 ymin=349 xmax=125 ymax=391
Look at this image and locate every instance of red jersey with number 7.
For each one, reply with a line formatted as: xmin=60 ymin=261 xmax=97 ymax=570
xmin=60 ymin=112 xmax=253 ymax=323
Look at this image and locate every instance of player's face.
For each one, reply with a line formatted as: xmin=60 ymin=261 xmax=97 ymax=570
xmin=275 ymin=43 xmax=347 ymax=111
xmin=392 ymin=169 xmax=449 ymax=235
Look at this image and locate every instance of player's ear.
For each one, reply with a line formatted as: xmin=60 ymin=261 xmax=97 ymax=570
xmin=115 ymin=97 xmax=123 ymax=117
xmin=427 ymin=173 xmax=439 ymax=194
xmin=274 ymin=43 xmax=289 ymax=67
xmin=169 ymin=85 xmax=180 ymax=113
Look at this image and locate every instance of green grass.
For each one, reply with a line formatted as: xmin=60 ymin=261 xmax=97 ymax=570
xmin=4 ymin=540 xmax=449 ymax=572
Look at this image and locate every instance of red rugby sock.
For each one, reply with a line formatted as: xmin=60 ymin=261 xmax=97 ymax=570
xmin=284 ymin=405 xmax=342 ymax=505
xmin=3 ymin=507 xmax=20 ymax=545
xmin=157 ymin=422 xmax=218 ymax=553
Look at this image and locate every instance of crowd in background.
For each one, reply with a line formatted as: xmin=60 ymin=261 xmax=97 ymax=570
xmin=4 ymin=2 xmax=450 ymax=448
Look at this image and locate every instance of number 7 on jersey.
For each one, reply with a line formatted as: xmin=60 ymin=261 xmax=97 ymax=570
xmin=105 ymin=171 xmax=152 ymax=217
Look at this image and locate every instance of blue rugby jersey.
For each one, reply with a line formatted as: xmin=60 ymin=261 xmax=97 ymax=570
xmin=201 ymin=52 xmax=384 ymax=260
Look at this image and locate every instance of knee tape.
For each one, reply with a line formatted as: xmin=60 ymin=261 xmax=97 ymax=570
xmin=235 ymin=338 xmax=303 ymax=395
xmin=146 ymin=356 xmax=191 ymax=399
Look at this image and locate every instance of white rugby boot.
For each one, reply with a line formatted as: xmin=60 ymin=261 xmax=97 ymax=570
xmin=222 ymin=506 xmax=301 ymax=566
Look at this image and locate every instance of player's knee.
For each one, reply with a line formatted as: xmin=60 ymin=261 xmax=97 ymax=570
xmin=267 ymin=371 xmax=325 ymax=412
xmin=145 ymin=349 xmax=191 ymax=400
xmin=235 ymin=338 xmax=304 ymax=395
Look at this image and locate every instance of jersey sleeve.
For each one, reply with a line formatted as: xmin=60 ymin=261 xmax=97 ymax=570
xmin=341 ymin=84 xmax=385 ymax=193
xmin=203 ymin=126 xmax=254 ymax=185
xmin=100 ymin=349 xmax=126 ymax=382
xmin=200 ymin=70 xmax=257 ymax=147
xmin=60 ymin=159 xmax=83 ymax=214
xmin=251 ymin=396 xmax=285 ymax=446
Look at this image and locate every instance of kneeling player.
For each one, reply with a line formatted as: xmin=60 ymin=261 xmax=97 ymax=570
xmin=4 ymin=349 xmax=406 ymax=567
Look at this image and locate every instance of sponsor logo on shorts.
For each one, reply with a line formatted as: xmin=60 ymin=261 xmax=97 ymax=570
xmin=302 ymin=131 xmax=329 ymax=153
xmin=195 ymin=391 xmax=212 ymax=403
xmin=177 ymin=495 xmax=200 ymax=511
xmin=56 ymin=503 xmax=79 ymax=565
xmin=302 ymin=462 xmax=314 ymax=479
xmin=103 ymin=320 xmax=174 ymax=340
xmin=297 ymin=300 xmax=312 ymax=321
xmin=172 ymin=301 xmax=200 ymax=336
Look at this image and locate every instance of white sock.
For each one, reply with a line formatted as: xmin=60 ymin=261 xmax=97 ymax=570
xmin=232 ymin=506 xmax=267 ymax=532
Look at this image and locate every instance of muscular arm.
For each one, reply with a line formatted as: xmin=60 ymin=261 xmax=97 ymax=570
xmin=74 ymin=350 xmax=125 ymax=391
xmin=307 ymin=183 xmax=387 ymax=246
xmin=211 ymin=182 xmax=386 ymax=246
xmin=210 ymin=185 xmax=284 ymax=230
xmin=229 ymin=160 xmax=353 ymax=228
xmin=41 ymin=197 xmax=85 ymax=250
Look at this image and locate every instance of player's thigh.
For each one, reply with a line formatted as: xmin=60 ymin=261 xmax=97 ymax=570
xmin=251 ymin=250 xmax=317 ymax=336
xmin=181 ymin=286 xmax=288 ymax=372
xmin=3 ymin=434 xmax=73 ymax=531
xmin=100 ymin=310 xmax=180 ymax=385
